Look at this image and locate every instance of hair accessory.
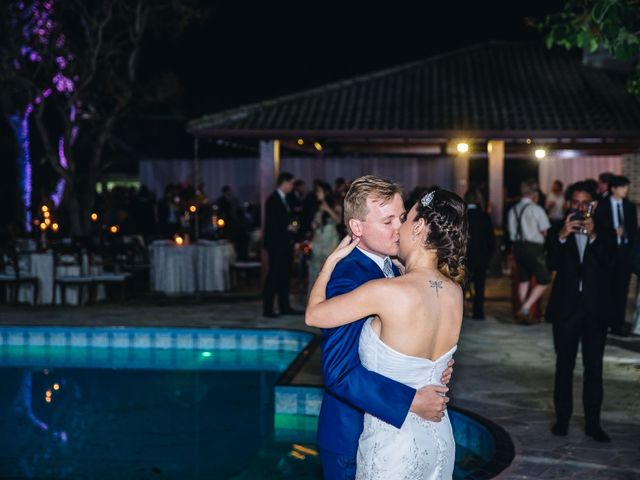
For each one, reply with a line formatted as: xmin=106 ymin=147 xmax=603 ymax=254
xmin=421 ymin=191 xmax=435 ymax=207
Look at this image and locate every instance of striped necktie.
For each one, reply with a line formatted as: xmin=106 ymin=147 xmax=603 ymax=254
xmin=383 ymin=257 xmax=394 ymax=278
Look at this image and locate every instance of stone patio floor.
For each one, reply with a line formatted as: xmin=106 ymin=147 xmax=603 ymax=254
xmin=0 ymin=277 xmax=638 ymax=479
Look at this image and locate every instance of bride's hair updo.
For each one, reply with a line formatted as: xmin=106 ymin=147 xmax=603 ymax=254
xmin=414 ymin=189 xmax=468 ymax=285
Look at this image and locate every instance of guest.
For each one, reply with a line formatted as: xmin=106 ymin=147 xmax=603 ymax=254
xmin=262 ymin=172 xmax=301 ymax=317
xmin=546 ymin=180 xmax=565 ymax=225
xmin=308 ymin=182 xmax=342 ymax=282
xmin=597 ymin=172 xmax=613 ymax=201
xmin=287 ymin=180 xmax=306 ymax=241
xmin=630 ymin=226 xmax=640 ymax=336
xmin=545 ymin=180 xmax=566 ymax=260
xmin=507 ymin=179 xmax=551 ymax=323
xmin=157 ymin=184 xmax=180 ymax=237
xmin=594 ymin=175 xmax=637 ymax=336
xmin=546 ymin=181 xmax=612 ymax=442
xmin=465 ymin=190 xmax=495 ymax=320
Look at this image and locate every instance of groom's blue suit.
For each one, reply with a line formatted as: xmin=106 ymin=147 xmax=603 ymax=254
xmin=318 ymin=248 xmax=416 ymax=479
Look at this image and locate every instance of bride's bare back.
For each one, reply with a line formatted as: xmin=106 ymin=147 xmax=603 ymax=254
xmin=370 ymin=270 xmax=463 ymax=360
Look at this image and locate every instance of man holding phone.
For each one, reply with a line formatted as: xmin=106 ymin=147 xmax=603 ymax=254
xmin=546 ymin=181 xmax=612 ymax=442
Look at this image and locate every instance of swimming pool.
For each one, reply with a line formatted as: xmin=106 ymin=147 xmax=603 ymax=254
xmin=0 ymin=326 xmax=512 ymax=479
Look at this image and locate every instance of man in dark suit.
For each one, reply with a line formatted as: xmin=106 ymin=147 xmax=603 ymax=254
xmin=262 ymin=172 xmax=300 ymax=317
xmin=464 ymin=190 xmax=495 ymax=319
xmin=546 ymin=182 xmax=612 ymax=442
xmin=594 ymin=175 xmax=637 ymax=336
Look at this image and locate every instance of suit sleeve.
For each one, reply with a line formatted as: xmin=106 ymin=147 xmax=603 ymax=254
xmin=320 ymin=263 xmax=416 ymax=429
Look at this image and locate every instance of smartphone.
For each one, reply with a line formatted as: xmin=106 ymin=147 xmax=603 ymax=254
xmin=566 ymin=208 xmax=583 ymax=221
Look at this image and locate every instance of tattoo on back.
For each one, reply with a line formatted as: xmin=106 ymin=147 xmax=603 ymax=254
xmin=429 ymin=280 xmax=443 ymax=297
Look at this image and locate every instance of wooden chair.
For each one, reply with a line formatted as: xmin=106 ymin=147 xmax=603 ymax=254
xmin=52 ymin=246 xmax=93 ymax=306
xmin=88 ymin=246 xmax=131 ymax=301
xmin=0 ymin=246 xmax=39 ymax=305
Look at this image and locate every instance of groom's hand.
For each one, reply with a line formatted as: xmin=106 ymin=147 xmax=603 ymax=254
xmin=440 ymin=359 xmax=454 ymax=385
xmin=410 ymin=385 xmax=449 ymax=422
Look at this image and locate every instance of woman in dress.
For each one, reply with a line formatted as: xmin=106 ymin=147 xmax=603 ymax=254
xmin=306 ymin=189 xmax=467 ymax=479
xmin=308 ymin=182 xmax=342 ymax=282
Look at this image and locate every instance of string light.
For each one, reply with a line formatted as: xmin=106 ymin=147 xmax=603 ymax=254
xmin=189 ymin=205 xmax=197 ymax=213
xmin=534 ymin=149 xmax=546 ymax=159
xmin=456 ymin=143 xmax=469 ymax=154
xmin=90 ymin=213 xmax=98 ymax=221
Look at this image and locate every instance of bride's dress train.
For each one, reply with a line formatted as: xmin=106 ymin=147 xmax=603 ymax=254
xmin=356 ymin=319 xmax=457 ymax=479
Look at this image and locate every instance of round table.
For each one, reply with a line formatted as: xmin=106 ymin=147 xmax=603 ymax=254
xmin=150 ymin=240 xmax=236 ymax=295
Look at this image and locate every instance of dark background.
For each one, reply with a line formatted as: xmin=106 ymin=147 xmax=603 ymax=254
xmin=1 ymin=1 xmax=563 ymax=223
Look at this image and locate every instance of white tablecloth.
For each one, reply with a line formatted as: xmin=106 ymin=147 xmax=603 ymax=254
xmin=14 ymin=252 xmax=105 ymax=305
xmin=150 ymin=240 xmax=236 ymax=294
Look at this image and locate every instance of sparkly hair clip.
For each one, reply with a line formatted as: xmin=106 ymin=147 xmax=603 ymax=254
xmin=421 ymin=191 xmax=435 ymax=207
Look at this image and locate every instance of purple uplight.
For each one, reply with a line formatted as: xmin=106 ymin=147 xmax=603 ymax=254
xmin=53 ymin=72 xmax=74 ymax=93
xmin=8 ymin=106 xmax=33 ymax=232
xmin=51 ymin=178 xmax=65 ymax=207
xmin=57 ymin=136 xmax=68 ymax=169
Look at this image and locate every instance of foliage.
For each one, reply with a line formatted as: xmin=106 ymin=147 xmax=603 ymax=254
xmin=539 ymin=0 xmax=640 ymax=95
xmin=0 ymin=0 xmax=203 ymax=235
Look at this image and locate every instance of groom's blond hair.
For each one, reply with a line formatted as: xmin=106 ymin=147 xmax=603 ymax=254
xmin=343 ymin=175 xmax=403 ymax=235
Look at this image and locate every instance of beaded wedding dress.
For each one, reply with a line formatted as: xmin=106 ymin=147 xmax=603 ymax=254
xmin=356 ymin=318 xmax=457 ymax=479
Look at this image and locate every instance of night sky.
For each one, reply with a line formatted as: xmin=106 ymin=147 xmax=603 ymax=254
xmin=141 ymin=0 xmax=564 ymax=118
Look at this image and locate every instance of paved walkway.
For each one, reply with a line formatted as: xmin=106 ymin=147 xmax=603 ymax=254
xmin=0 ymin=279 xmax=639 ymax=479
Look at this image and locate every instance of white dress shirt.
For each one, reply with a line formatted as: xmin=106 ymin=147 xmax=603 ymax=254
xmin=508 ymin=197 xmax=551 ymax=244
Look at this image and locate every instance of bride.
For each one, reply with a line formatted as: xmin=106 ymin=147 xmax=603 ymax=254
xmin=306 ymin=189 xmax=467 ymax=479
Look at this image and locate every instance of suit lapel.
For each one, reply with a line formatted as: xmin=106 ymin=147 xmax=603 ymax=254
xmin=351 ymin=248 xmax=386 ymax=280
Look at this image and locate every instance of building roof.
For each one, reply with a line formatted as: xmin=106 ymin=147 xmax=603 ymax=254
xmin=187 ymin=41 xmax=640 ymax=140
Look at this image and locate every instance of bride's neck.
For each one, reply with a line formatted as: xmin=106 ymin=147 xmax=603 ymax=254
xmin=404 ymin=247 xmax=438 ymax=273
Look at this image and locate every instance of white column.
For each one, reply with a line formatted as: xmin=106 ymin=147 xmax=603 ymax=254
xmin=452 ymin=155 xmax=469 ymax=197
xmin=259 ymin=140 xmax=280 ymax=227
xmin=259 ymin=140 xmax=280 ymax=282
xmin=488 ymin=140 xmax=504 ymax=226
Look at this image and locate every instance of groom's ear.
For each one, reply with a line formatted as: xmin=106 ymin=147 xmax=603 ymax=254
xmin=349 ymin=218 xmax=363 ymax=237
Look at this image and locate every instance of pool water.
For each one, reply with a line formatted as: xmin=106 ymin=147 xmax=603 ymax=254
xmin=0 ymin=329 xmax=494 ymax=479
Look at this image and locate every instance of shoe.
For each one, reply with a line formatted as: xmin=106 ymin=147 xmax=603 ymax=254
xmin=609 ymin=327 xmax=630 ymax=337
xmin=263 ymin=311 xmax=279 ymax=318
xmin=551 ymin=422 xmax=568 ymax=436
xmin=280 ymin=308 xmax=303 ymax=316
xmin=585 ymin=426 xmax=611 ymax=442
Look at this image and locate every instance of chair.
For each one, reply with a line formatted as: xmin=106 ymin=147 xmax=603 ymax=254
xmin=52 ymin=246 xmax=93 ymax=306
xmin=229 ymin=260 xmax=262 ymax=289
xmin=0 ymin=246 xmax=39 ymax=305
xmin=88 ymin=246 xmax=131 ymax=301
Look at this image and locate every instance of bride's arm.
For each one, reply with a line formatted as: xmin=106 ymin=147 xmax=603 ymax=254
xmin=305 ymin=237 xmax=388 ymax=328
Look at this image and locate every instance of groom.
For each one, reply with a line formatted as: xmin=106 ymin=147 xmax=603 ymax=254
xmin=318 ymin=175 xmax=453 ymax=479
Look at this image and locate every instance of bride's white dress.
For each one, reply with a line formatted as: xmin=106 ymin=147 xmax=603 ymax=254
xmin=356 ymin=318 xmax=457 ymax=480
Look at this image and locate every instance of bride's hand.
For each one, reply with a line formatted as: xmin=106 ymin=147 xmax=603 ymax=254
xmin=324 ymin=236 xmax=360 ymax=268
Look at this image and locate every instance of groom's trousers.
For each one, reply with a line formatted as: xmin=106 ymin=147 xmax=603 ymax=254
xmin=320 ymin=449 xmax=357 ymax=480
xmin=552 ymin=297 xmax=608 ymax=429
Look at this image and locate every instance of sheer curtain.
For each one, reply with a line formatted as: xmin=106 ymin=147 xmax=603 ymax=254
xmin=538 ymin=155 xmax=621 ymax=194
xmin=140 ymin=156 xmax=455 ymax=203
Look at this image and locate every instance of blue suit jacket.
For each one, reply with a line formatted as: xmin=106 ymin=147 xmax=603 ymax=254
xmin=316 ymin=248 xmax=416 ymax=457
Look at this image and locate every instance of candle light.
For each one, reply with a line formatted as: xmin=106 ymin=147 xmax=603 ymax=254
xmin=174 ymin=235 xmax=184 ymax=246
xmin=90 ymin=212 xmax=98 ymax=221
xmin=109 ymin=225 xmax=119 ymax=234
